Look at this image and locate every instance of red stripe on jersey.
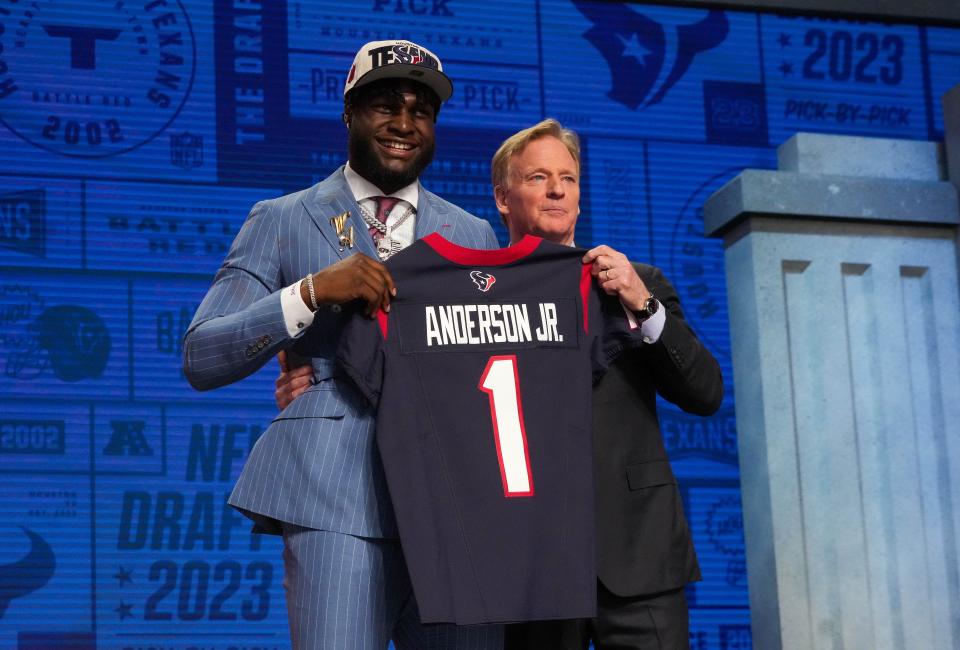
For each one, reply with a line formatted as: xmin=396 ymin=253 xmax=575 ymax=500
xmin=377 ymin=308 xmax=389 ymax=339
xmin=424 ymin=232 xmax=541 ymax=266
xmin=580 ymin=262 xmax=592 ymax=333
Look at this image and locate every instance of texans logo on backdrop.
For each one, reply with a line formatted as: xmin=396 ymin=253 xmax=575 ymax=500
xmin=0 ymin=0 xmax=195 ymax=158
xmin=470 ymin=271 xmax=496 ymax=292
xmin=0 ymin=527 xmax=56 ymax=619
xmin=574 ymin=2 xmax=728 ymax=109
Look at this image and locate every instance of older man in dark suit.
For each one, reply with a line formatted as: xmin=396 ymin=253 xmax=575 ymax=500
xmin=491 ymin=119 xmax=722 ymax=650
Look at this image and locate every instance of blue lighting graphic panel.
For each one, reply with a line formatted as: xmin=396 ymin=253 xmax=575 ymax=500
xmin=290 ymin=52 xmax=543 ymax=130
xmin=0 ymin=0 xmax=218 ymax=181
xmin=1 ymin=402 xmax=90 ymax=474
xmin=84 ymin=183 xmax=278 ymax=274
xmin=92 ymin=403 xmax=285 ymax=647
xmin=925 ymin=26 xmax=960 ymax=137
xmin=286 ymin=1 xmax=540 ymax=67
xmin=1 ymin=1 xmax=957 ymax=647
xmin=761 ymin=15 xmax=928 ymax=141
xmin=0 ymin=273 xmax=130 ymax=401
xmin=0 ymin=177 xmax=83 ymax=269
xmin=1 ymin=476 xmax=94 ymax=641
xmin=541 ymin=3 xmax=764 ymax=143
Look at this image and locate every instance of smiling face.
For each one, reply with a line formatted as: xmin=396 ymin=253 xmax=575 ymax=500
xmin=346 ymin=79 xmax=438 ymax=195
xmin=495 ymin=135 xmax=580 ymax=246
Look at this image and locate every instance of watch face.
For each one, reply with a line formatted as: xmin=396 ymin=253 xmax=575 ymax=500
xmin=638 ymin=297 xmax=656 ymax=320
xmin=638 ymin=297 xmax=657 ymax=319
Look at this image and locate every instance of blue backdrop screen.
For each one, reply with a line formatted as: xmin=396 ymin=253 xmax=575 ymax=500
xmin=1 ymin=1 xmax=957 ymax=648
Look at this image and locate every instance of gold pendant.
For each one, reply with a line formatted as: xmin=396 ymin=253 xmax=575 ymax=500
xmin=339 ymin=225 xmax=355 ymax=250
xmin=329 ymin=212 xmax=354 ymax=250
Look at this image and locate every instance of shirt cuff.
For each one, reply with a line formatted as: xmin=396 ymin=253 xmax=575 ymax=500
xmin=640 ymin=300 xmax=666 ymax=344
xmin=280 ymin=279 xmax=315 ymax=338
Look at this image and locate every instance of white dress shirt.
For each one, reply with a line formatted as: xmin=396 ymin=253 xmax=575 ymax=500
xmin=279 ymin=164 xmax=419 ymax=338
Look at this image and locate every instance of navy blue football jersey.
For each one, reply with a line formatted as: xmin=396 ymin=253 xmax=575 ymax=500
xmin=337 ymin=233 xmax=641 ymax=625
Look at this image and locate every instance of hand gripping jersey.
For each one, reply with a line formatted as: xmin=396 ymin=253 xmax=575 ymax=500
xmin=337 ymin=233 xmax=640 ymax=625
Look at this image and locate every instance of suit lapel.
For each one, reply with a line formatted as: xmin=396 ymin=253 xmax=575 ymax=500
xmin=301 ymin=168 xmax=379 ymax=260
xmin=414 ymin=186 xmax=451 ymax=241
xmin=303 ymin=171 xmax=453 ymax=257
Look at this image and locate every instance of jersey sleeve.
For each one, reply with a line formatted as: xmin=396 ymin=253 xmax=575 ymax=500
xmin=335 ymin=305 xmax=388 ymax=408
xmin=590 ymin=286 xmax=645 ymax=381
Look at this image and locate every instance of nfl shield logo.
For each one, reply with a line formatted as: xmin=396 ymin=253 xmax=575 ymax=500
xmin=170 ymin=132 xmax=204 ymax=169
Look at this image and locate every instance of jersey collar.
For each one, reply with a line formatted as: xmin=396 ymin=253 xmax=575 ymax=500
xmin=423 ymin=233 xmax=542 ymax=266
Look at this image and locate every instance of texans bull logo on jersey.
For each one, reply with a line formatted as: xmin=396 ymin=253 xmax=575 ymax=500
xmin=574 ymin=1 xmax=728 ymax=109
xmin=470 ymin=271 xmax=496 ymax=292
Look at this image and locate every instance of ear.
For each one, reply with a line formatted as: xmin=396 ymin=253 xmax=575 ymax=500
xmin=493 ymin=185 xmax=509 ymax=216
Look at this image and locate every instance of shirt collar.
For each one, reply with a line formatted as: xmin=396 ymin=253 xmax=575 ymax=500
xmin=344 ymin=162 xmax=420 ymax=210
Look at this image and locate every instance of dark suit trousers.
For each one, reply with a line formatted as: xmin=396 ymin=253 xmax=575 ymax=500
xmin=504 ymin=581 xmax=689 ymax=650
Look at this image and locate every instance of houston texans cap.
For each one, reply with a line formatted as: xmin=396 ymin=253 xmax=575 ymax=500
xmin=343 ymin=40 xmax=453 ymax=102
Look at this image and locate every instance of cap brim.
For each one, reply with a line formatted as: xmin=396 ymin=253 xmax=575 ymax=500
xmin=351 ymin=64 xmax=453 ymax=102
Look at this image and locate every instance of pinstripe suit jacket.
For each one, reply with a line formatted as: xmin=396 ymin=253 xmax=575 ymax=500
xmin=183 ymin=168 xmax=499 ymax=537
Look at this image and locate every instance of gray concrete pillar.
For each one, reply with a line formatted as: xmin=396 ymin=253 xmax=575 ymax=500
xmin=704 ymin=132 xmax=960 ymax=650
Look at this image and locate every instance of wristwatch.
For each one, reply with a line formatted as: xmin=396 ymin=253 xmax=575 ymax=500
xmin=636 ymin=296 xmax=659 ymax=322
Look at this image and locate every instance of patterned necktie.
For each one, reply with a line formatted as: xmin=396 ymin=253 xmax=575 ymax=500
xmin=369 ymin=196 xmax=400 ymax=246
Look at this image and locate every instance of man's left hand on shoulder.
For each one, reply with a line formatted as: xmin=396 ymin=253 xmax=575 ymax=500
xmin=583 ymin=244 xmax=650 ymax=311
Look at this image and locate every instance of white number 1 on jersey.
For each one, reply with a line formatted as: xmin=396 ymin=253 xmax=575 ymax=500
xmin=478 ymin=355 xmax=534 ymax=497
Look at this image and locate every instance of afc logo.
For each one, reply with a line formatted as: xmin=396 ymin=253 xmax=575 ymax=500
xmin=103 ymin=420 xmax=154 ymax=457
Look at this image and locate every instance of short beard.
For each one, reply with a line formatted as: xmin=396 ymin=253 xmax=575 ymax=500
xmin=348 ymin=131 xmax=435 ymax=194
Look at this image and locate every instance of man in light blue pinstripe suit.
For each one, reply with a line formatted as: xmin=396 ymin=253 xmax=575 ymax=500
xmin=183 ymin=40 xmax=503 ymax=649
